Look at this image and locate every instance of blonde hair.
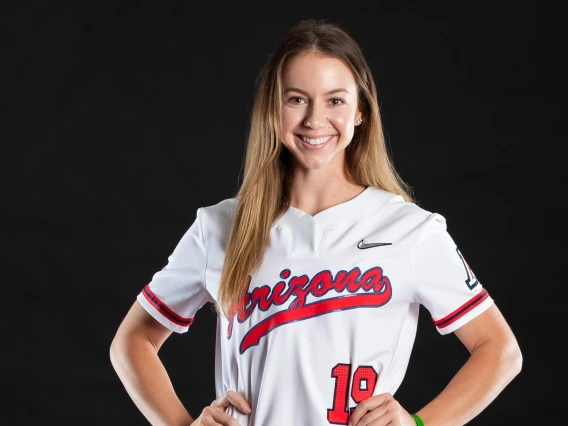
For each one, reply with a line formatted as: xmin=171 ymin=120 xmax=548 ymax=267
xmin=216 ymin=19 xmax=414 ymax=317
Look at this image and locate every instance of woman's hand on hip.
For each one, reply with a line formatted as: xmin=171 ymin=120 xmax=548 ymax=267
xmin=348 ymin=393 xmax=415 ymax=426
xmin=191 ymin=390 xmax=251 ymax=426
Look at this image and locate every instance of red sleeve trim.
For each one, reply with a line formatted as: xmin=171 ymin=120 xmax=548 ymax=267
xmin=142 ymin=284 xmax=195 ymax=327
xmin=433 ymin=289 xmax=489 ymax=329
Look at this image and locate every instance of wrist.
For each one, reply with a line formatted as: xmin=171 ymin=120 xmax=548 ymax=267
xmin=411 ymin=414 xmax=425 ymax=426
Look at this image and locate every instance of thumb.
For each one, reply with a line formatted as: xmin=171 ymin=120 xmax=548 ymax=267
xmin=211 ymin=390 xmax=252 ymax=414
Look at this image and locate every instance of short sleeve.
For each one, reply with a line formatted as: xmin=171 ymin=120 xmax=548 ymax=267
xmin=412 ymin=213 xmax=494 ymax=335
xmin=137 ymin=208 xmax=213 ymax=333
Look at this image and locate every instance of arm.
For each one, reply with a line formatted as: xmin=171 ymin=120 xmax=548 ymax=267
xmin=109 ymin=300 xmax=195 ymax=426
xmin=349 ymin=304 xmax=522 ymax=426
xmin=110 ymin=301 xmax=251 ymax=426
xmin=415 ymin=304 xmax=523 ymax=426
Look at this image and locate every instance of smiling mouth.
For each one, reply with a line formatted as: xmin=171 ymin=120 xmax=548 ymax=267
xmin=296 ymin=134 xmax=335 ymax=145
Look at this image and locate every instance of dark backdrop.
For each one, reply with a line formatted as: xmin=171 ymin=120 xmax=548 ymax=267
xmin=2 ymin=1 xmax=563 ymax=425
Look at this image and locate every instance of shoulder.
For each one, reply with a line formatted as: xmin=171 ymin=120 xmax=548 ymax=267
xmin=370 ymin=187 xmax=447 ymax=241
xmin=199 ymin=197 xmax=237 ymax=222
xmin=197 ymin=197 xmax=238 ymax=240
xmin=370 ymin=187 xmax=433 ymax=220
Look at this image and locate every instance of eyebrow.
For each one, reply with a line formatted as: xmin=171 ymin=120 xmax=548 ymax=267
xmin=284 ymin=87 xmax=350 ymax=96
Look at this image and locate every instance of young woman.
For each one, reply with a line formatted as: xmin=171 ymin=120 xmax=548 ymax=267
xmin=110 ymin=19 xmax=522 ymax=426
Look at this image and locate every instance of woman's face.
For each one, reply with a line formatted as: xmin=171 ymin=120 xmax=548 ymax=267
xmin=280 ymin=51 xmax=362 ymax=171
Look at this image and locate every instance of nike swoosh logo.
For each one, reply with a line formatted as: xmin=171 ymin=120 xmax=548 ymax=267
xmin=357 ymin=240 xmax=392 ymax=249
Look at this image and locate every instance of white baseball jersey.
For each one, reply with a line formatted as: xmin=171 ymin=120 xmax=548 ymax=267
xmin=137 ymin=186 xmax=493 ymax=426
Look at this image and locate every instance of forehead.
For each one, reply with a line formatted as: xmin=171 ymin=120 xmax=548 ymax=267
xmin=282 ymin=51 xmax=357 ymax=92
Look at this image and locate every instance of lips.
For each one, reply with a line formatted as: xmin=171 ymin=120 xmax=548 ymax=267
xmin=295 ymin=134 xmax=337 ymax=150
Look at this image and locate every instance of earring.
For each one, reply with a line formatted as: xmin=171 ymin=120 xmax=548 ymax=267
xmin=355 ymin=118 xmax=362 ymax=125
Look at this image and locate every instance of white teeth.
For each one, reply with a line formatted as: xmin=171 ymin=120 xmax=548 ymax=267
xmin=301 ymin=135 xmax=332 ymax=145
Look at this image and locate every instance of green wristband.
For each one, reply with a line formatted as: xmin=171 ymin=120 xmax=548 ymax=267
xmin=411 ymin=414 xmax=425 ymax=426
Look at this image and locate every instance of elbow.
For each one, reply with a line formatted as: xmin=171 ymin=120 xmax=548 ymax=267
xmin=501 ymin=336 xmax=523 ymax=382
xmin=109 ymin=336 xmax=118 ymax=368
xmin=509 ymin=341 xmax=523 ymax=378
xmin=109 ymin=333 xmax=124 ymax=371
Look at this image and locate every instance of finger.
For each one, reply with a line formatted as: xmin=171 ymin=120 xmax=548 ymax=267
xmin=354 ymin=404 xmax=389 ymax=426
xmin=206 ymin=406 xmax=243 ymax=426
xmin=367 ymin=416 xmax=394 ymax=426
xmin=366 ymin=410 xmax=396 ymax=426
xmin=349 ymin=393 xmax=391 ymax=426
xmin=211 ymin=390 xmax=252 ymax=414
xmin=225 ymin=390 xmax=252 ymax=413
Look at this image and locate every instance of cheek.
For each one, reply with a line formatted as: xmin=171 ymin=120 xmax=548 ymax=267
xmin=329 ymin=115 xmax=354 ymax=140
xmin=281 ymin=110 xmax=302 ymax=135
xmin=329 ymin=108 xmax=355 ymax=128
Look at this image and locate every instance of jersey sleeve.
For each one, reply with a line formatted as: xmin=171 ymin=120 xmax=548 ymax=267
xmin=412 ymin=213 xmax=494 ymax=335
xmin=136 ymin=208 xmax=213 ymax=333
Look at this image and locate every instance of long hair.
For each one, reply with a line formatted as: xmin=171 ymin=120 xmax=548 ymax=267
xmin=216 ymin=19 xmax=414 ymax=317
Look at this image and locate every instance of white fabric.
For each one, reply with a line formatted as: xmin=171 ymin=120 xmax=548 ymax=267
xmin=136 ymin=186 xmax=493 ymax=426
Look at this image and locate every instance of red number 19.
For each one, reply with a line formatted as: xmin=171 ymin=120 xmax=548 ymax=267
xmin=327 ymin=363 xmax=378 ymax=425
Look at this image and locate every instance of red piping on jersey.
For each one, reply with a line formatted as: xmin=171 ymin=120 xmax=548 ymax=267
xmin=433 ymin=289 xmax=489 ymax=329
xmin=142 ymin=284 xmax=195 ymax=327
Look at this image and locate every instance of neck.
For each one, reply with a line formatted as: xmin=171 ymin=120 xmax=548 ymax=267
xmin=288 ymin=159 xmax=366 ymax=216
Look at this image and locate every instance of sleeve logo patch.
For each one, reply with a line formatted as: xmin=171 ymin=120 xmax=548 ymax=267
xmin=456 ymin=248 xmax=479 ymax=290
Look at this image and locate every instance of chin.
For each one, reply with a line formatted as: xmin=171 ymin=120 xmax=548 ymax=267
xmin=297 ymin=156 xmax=331 ymax=170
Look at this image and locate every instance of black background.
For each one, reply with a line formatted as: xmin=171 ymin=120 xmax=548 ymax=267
xmin=2 ymin=1 xmax=564 ymax=425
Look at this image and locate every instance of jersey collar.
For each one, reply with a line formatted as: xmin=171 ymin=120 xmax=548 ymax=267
xmin=275 ymin=186 xmax=395 ymax=231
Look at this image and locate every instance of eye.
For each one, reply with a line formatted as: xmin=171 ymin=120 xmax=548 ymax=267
xmin=288 ymin=96 xmax=306 ymax=105
xmin=329 ymin=97 xmax=345 ymax=106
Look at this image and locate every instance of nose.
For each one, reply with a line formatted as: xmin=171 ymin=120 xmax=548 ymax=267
xmin=304 ymin=120 xmax=325 ymax=129
xmin=303 ymin=105 xmax=326 ymax=129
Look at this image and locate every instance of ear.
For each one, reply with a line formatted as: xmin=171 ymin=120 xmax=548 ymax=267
xmin=355 ymin=111 xmax=363 ymax=126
